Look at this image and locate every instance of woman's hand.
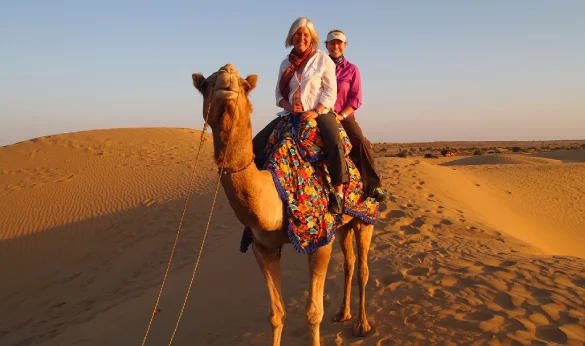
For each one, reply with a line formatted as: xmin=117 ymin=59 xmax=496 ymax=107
xmin=280 ymin=99 xmax=302 ymax=114
xmin=293 ymin=103 xmax=304 ymax=113
xmin=300 ymin=110 xmax=318 ymax=122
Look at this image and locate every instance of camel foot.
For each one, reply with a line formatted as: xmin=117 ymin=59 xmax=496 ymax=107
xmin=352 ymin=320 xmax=372 ymax=337
xmin=332 ymin=310 xmax=352 ymax=322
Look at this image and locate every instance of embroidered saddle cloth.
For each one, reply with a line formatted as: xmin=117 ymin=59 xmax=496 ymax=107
xmin=240 ymin=115 xmax=378 ymax=254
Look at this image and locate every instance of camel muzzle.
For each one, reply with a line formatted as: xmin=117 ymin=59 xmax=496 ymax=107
xmin=213 ymin=69 xmax=240 ymax=99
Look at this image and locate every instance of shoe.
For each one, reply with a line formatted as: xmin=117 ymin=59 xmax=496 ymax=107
xmin=328 ymin=192 xmax=344 ymax=215
xmin=370 ymin=187 xmax=389 ymax=202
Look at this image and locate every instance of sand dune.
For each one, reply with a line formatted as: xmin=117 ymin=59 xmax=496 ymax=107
xmin=1 ymin=129 xmax=584 ymax=346
xmin=439 ymin=153 xmax=564 ymax=166
xmin=437 ymin=152 xmax=585 ymax=258
xmin=532 ymin=150 xmax=585 ymax=163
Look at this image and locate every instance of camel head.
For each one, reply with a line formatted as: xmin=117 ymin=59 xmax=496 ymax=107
xmin=192 ymin=64 xmax=258 ymax=130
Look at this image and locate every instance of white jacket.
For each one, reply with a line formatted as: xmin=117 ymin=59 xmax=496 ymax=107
xmin=275 ymin=50 xmax=337 ymax=116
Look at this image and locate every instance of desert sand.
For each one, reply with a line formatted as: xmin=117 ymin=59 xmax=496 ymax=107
xmin=1 ymin=128 xmax=584 ymax=346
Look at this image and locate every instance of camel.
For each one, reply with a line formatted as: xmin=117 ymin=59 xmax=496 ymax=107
xmin=192 ymin=64 xmax=375 ymax=346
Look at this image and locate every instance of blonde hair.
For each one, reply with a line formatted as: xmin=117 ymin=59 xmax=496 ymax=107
xmin=284 ymin=17 xmax=319 ymax=50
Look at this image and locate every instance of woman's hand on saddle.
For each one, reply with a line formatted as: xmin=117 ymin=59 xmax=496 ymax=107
xmin=300 ymin=110 xmax=318 ymax=122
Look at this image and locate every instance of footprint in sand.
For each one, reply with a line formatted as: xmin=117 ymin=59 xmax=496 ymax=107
xmin=411 ymin=217 xmax=425 ymax=228
xmin=385 ymin=209 xmax=406 ymax=224
xmin=428 ymin=287 xmax=447 ymax=298
xmin=573 ymin=278 xmax=585 ymax=289
xmin=531 ymin=288 xmax=552 ymax=301
xmin=406 ymin=267 xmax=429 ymax=276
xmin=536 ymin=325 xmax=568 ymax=344
xmin=55 ymin=174 xmax=74 ymax=183
xmin=499 ymin=260 xmax=517 ymax=267
xmin=462 ymin=311 xmax=494 ymax=322
xmin=50 ymin=302 xmax=66 ymax=309
xmin=382 ymin=272 xmax=404 ymax=285
xmin=411 ymin=252 xmax=427 ymax=263
xmin=387 ymin=209 xmax=406 ymax=220
xmin=400 ymin=225 xmax=421 ymax=235
xmin=473 ymin=262 xmax=509 ymax=274
xmin=28 ymin=149 xmax=41 ymax=159
xmin=378 ymin=203 xmax=388 ymax=212
xmin=375 ymin=243 xmax=392 ymax=251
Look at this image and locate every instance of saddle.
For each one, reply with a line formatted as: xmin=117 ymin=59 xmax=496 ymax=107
xmin=240 ymin=115 xmax=379 ymax=254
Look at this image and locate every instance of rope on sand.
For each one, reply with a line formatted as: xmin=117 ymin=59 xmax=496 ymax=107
xmin=141 ymin=71 xmax=243 ymax=346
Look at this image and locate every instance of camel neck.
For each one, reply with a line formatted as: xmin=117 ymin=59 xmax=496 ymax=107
xmin=211 ymin=111 xmax=255 ymax=174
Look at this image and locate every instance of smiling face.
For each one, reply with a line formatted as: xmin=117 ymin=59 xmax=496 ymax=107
xmin=326 ymin=39 xmax=346 ymax=58
xmin=292 ymin=26 xmax=312 ymax=54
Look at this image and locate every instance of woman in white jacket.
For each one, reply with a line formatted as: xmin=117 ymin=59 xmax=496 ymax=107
xmin=253 ymin=17 xmax=348 ymax=215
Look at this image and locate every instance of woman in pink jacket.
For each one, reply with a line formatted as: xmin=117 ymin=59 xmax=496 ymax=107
xmin=325 ymin=29 xmax=388 ymax=202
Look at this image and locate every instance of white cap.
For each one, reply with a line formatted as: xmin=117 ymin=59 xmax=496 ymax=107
xmin=326 ymin=31 xmax=346 ymax=43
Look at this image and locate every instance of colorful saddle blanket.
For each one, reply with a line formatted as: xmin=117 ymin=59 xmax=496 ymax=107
xmin=240 ymin=115 xmax=379 ymax=254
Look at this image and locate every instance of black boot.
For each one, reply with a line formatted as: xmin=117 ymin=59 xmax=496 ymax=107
xmin=370 ymin=187 xmax=389 ymax=202
xmin=328 ymin=191 xmax=344 ymax=215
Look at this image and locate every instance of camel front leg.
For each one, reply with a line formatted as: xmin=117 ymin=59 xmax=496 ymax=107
xmin=306 ymin=240 xmax=334 ymax=346
xmin=353 ymin=223 xmax=373 ymax=337
xmin=332 ymin=225 xmax=355 ymax=322
xmin=252 ymin=242 xmax=285 ymax=346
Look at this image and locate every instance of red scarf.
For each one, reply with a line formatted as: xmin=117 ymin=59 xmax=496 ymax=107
xmin=279 ymin=47 xmax=314 ymax=101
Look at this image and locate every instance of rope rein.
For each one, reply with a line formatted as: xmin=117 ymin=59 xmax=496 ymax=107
xmin=219 ymin=154 xmax=255 ymax=175
xmin=141 ymin=70 xmax=243 ymax=346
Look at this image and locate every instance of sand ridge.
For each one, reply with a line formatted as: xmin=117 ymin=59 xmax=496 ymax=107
xmin=1 ymin=129 xmax=584 ymax=345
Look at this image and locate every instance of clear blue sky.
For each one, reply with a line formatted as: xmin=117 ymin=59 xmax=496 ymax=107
xmin=1 ymin=0 xmax=584 ymax=146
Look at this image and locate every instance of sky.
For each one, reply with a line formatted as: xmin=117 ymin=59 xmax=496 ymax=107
xmin=1 ymin=0 xmax=584 ymax=146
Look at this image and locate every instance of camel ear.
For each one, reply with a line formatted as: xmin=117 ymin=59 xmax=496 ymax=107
xmin=192 ymin=73 xmax=206 ymax=92
xmin=245 ymin=74 xmax=258 ymax=92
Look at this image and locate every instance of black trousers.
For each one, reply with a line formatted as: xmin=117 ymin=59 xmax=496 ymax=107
xmin=252 ymin=111 xmax=349 ymax=186
xmin=340 ymin=116 xmax=381 ymax=193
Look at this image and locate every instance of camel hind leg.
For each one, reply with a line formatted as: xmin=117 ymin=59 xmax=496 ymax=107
xmin=306 ymin=239 xmax=334 ymax=346
xmin=353 ymin=222 xmax=373 ymax=336
xmin=332 ymin=222 xmax=355 ymax=322
xmin=252 ymin=242 xmax=285 ymax=346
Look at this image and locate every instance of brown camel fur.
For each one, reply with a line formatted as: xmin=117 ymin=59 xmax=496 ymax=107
xmin=192 ymin=64 xmax=374 ymax=346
